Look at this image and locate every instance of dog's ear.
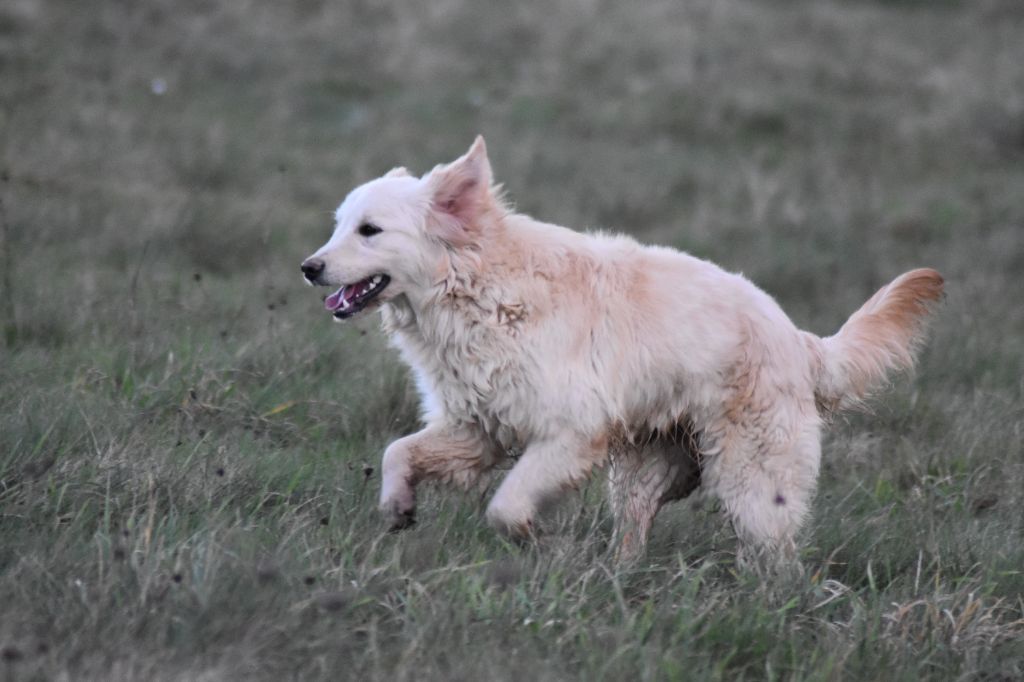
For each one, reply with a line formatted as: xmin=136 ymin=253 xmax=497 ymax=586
xmin=424 ymin=136 xmax=492 ymax=246
xmin=384 ymin=166 xmax=410 ymax=178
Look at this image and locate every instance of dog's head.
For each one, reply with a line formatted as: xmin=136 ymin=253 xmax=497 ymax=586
xmin=301 ymin=136 xmax=499 ymax=320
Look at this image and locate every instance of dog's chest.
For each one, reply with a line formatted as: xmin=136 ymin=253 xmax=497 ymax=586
xmin=437 ymin=362 xmax=529 ymax=449
xmin=396 ymin=319 xmax=536 ymax=449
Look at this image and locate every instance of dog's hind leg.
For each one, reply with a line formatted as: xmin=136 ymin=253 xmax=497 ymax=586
xmin=706 ymin=415 xmax=821 ymax=576
xmin=607 ymin=436 xmax=702 ymax=564
xmin=380 ymin=425 xmax=502 ymax=531
xmin=485 ymin=432 xmax=607 ymax=537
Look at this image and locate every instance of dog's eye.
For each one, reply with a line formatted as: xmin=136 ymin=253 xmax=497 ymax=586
xmin=357 ymin=223 xmax=383 ymax=238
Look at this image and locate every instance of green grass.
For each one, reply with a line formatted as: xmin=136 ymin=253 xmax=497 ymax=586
xmin=2 ymin=0 xmax=1024 ymax=679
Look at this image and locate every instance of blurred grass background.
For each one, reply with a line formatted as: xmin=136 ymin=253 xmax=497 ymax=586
xmin=1 ymin=0 xmax=1023 ymax=679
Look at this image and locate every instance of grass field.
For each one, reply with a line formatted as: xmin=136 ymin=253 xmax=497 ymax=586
xmin=2 ymin=0 xmax=1024 ymax=679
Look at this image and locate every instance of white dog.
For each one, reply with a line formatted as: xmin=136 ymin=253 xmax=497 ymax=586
xmin=301 ymin=137 xmax=943 ymax=570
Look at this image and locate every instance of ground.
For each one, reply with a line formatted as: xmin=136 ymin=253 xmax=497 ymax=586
xmin=1 ymin=0 xmax=1023 ymax=679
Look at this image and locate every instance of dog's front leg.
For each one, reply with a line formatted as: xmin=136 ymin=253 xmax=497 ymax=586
xmin=485 ymin=432 xmax=604 ymax=537
xmin=379 ymin=425 xmax=498 ymax=530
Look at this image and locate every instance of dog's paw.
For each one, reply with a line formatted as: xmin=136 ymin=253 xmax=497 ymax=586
xmin=485 ymin=498 xmax=535 ymax=540
xmin=387 ymin=507 xmax=416 ymax=533
xmin=380 ymin=479 xmax=417 ymax=532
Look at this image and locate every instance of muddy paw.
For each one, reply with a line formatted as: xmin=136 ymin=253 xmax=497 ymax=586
xmin=486 ymin=504 xmax=535 ymax=541
xmin=387 ymin=507 xmax=416 ymax=533
xmin=380 ymin=475 xmax=416 ymax=531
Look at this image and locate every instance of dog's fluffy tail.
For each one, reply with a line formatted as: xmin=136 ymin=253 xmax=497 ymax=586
xmin=809 ymin=268 xmax=944 ymax=412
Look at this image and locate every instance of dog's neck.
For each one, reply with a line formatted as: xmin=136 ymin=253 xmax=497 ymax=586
xmin=380 ymin=223 xmax=525 ymax=353
xmin=378 ymin=234 xmax=522 ymax=428
xmin=384 ymin=260 xmax=501 ymax=338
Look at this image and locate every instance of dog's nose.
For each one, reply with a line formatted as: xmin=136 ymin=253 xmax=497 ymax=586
xmin=301 ymin=258 xmax=325 ymax=282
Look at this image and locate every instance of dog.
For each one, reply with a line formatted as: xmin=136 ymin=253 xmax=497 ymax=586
xmin=301 ymin=136 xmax=943 ymax=570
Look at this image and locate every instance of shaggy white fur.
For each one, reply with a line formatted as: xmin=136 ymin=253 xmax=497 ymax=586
xmin=302 ymin=137 xmax=943 ymax=570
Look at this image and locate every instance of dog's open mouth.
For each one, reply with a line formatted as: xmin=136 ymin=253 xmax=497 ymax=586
xmin=324 ymin=274 xmax=390 ymax=319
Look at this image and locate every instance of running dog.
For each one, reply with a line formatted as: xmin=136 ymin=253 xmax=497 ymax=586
xmin=301 ymin=137 xmax=943 ymax=570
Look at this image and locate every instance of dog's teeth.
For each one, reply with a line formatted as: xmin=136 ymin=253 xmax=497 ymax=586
xmin=373 ymin=275 xmax=382 ymax=284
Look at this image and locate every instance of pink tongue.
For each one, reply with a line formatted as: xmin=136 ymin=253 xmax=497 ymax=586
xmin=324 ymin=281 xmax=367 ymax=311
xmin=324 ymin=288 xmax=345 ymax=311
